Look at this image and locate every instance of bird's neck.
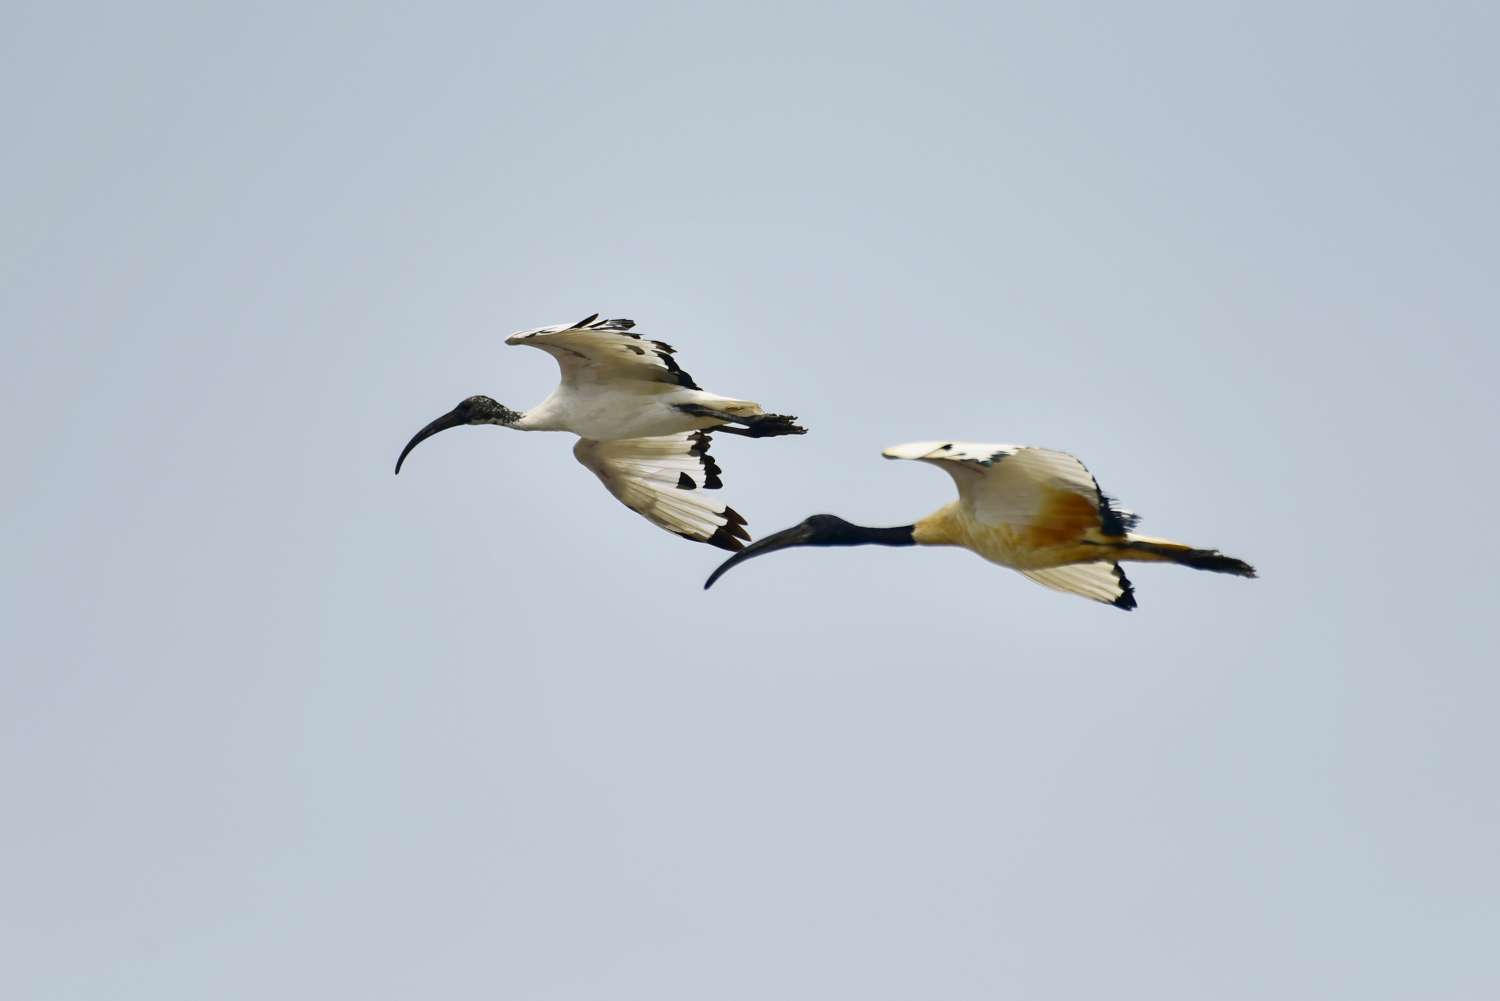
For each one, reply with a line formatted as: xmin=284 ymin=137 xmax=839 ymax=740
xmin=514 ymin=405 xmax=570 ymax=432
xmin=846 ymin=523 xmax=917 ymax=547
xmin=913 ymin=503 xmax=965 ymax=546
xmin=487 ymin=405 xmax=527 ymax=429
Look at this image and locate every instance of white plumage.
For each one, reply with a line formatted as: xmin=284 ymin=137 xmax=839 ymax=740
xmin=395 ymin=314 xmax=803 ymax=551
xmin=573 ymin=432 xmax=748 ymax=550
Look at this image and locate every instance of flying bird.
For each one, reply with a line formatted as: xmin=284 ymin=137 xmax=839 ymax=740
xmin=704 ymin=441 xmax=1255 ymax=608
xmin=395 ymin=314 xmax=805 ymax=550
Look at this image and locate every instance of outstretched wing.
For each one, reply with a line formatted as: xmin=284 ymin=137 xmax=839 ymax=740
xmin=505 ymin=313 xmax=701 ymax=390
xmin=881 ymin=440 xmax=1140 ymax=542
xmin=573 ymin=431 xmax=750 ymax=551
xmin=1021 ymin=563 xmax=1137 ymax=610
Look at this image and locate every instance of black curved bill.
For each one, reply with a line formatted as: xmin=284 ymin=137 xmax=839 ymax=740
xmin=394 ymin=407 xmax=467 ymax=474
xmin=703 ymin=522 xmax=817 ymax=589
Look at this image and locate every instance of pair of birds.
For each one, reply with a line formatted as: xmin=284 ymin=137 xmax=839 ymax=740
xmin=396 ymin=314 xmax=1255 ymax=609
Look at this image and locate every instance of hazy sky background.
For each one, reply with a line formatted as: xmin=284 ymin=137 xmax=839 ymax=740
xmin=3 ymin=2 xmax=1497 ymax=998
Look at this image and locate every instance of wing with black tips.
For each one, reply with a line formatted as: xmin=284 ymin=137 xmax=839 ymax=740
xmin=881 ymin=440 xmax=1139 ymax=539
xmin=573 ymin=432 xmax=750 ymax=550
xmin=506 ymin=314 xmax=700 ymax=390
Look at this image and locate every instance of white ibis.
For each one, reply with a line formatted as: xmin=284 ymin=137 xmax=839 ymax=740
xmin=705 ymin=441 xmax=1256 ymax=609
xmin=395 ymin=314 xmax=805 ymax=550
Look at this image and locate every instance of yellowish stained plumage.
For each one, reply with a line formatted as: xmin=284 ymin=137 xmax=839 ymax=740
xmin=705 ymin=440 xmax=1256 ymax=610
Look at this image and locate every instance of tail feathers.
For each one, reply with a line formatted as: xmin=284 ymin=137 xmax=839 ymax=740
xmin=1122 ymin=536 xmax=1257 ymax=578
xmin=745 ymin=412 xmax=807 ymax=437
xmin=681 ymin=400 xmax=808 ymax=437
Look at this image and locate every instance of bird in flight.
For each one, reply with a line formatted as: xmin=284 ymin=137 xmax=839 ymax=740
xmin=395 ymin=314 xmax=805 ymax=550
xmin=705 ymin=441 xmax=1255 ymax=608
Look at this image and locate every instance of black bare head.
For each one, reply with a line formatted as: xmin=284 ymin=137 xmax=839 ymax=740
xmin=703 ymin=514 xmax=914 ymax=590
xmin=394 ymin=395 xmax=522 ymax=474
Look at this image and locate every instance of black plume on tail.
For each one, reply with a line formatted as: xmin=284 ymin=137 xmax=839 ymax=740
xmin=749 ymin=413 xmax=808 ymax=437
xmin=1130 ymin=541 xmax=1257 ymax=578
xmin=1174 ymin=549 xmax=1257 ymax=577
xmin=705 ymin=412 xmax=808 ymax=438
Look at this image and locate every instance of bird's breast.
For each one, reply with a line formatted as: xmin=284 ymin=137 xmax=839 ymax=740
xmin=915 ymin=504 xmax=1086 ymax=571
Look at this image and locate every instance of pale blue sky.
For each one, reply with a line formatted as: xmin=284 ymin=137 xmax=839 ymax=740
xmin=3 ymin=2 xmax=1497 ymax=998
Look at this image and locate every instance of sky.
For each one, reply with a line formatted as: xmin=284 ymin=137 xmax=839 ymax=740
xmin=3 ymin=1 xmax=1497 ymax=998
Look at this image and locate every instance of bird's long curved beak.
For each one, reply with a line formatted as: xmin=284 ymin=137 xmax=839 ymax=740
xmin=704 ymin=522 xmax=817 ymax=589
xmin=394 ymin=406 xmax=468 ymax=475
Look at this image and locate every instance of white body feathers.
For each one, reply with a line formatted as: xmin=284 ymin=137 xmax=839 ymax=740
xmin=496 ymin=315 xmax=792 ymax=550
xmin=507 ymin=317 xmax=764 ymax=441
